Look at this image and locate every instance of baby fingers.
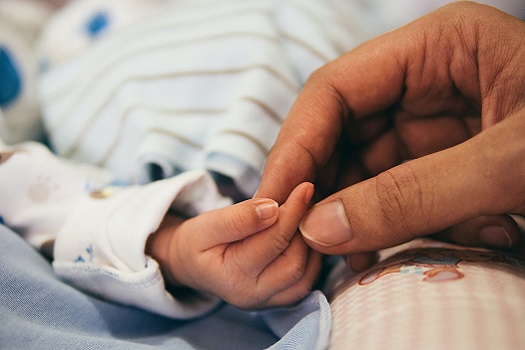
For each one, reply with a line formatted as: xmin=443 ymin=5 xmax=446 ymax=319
xmin=255 ymin=235 xmax=323 ymax=309
xmin=227 ymin=234 xmax=322 ymax=309
xmin=190 ymin=197 xmax=280 ymax=249
xmin=228 ymin=182 xmax=314 ymax=278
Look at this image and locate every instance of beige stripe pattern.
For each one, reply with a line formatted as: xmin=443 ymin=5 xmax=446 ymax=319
xmin=329 ymin=239 xmax=525 ymax=349
xmin=38 ymin=0 xmax=369 ymax=192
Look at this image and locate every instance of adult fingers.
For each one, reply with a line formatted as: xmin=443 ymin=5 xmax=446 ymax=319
xmin=256 ymin=2 xmax=479 ymax=203
xmin=255 ymin=79 xmax=347 ymax=204
xmin=345 ymin=252 xmax=379 ymax=273
xmin=331 ymin=215 xmax=521 ymax=275
xmin=299 ymin=113 xmax=525 ymax=255
xmin=433 ymin=214 xmax=521 ymax=249
xmin=256 ymin=11 xmax=409 ymax=203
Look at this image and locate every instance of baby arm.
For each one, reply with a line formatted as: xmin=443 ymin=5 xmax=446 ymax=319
xmin=146 ymin=182 xmax=322 ymax=309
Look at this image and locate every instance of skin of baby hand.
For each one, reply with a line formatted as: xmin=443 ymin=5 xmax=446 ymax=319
xmin=147 ymin=182 xmax=322 ymax=310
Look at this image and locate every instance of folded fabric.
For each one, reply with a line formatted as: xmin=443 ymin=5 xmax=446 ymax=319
xmin=38 ymin=0 xmax=370 ymax=197
xmin=54 ymin=170 xmax=232 ymax=318
xmin=0 ymin=224 xmax=331 ymax=350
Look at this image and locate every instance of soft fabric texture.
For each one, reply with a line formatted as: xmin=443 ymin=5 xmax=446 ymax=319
xmin=0 ymin=224 xmax=331 ymax=350
xmin=328 ymin=239 xmax=525 ymax=349
xmin=0 ymin=3 xmax=46 ymax=143
xmin=0 ymin=142 xmax=227 ymax=318
xmin=37 ymin=0 xmax=370 ymax=196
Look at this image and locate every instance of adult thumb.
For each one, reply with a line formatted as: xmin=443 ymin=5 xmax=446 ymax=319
xmin=299 ymin=116 xmax=525 ymax=255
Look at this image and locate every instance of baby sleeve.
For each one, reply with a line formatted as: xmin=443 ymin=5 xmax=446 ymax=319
xmin=0 ymin=141 xmax=113 ymax=249
xmin=52 ymin=170 xmax=232 ymax=319
xmin=0 ymin=140 xmax=232 ymax=319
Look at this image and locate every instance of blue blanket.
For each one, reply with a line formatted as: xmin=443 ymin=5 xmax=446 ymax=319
xmin=0 ymin=224 xmax=330 ymax=349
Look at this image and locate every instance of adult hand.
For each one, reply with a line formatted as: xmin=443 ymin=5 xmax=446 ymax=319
xmin=256 ymin=2 xmax=525 ymax=266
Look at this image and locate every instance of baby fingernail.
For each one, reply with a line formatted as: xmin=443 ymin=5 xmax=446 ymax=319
xmin=479 ymin=226 xmax=513 ymax=248
xmin=299 ymin=200 xmax=352 ymax=246
xmin=255 ymin=200 xmax=278 ymax=220
xmin=303 ymin=183 xmax=315 ymax=205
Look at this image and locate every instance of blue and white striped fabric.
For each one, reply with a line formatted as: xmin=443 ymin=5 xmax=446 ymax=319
xmin=37 ymin=0 xmax=370 ymax=197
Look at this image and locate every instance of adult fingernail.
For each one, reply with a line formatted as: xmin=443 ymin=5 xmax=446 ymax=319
xmin=479 ymin=226 xmax=513 ymax=248
xmin=255 ymin=199 xmax=278 ymax=220
xmin=299 ymin=200 xmax=352 ymax=246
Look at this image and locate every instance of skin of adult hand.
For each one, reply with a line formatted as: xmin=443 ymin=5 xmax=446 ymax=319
xmin=256 ymin=2 xmax=525 ymax=265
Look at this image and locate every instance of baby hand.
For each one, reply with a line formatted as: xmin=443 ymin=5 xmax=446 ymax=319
xmin=147 ymin=183 xmax=321 ymax=309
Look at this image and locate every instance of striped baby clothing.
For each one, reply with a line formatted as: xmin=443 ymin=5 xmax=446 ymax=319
xmin=37 ymin=0 xmax=370 ymax=197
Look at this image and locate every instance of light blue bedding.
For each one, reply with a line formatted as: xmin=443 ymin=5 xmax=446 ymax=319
xmin=0 ymin=224 xmax=330 ymax=350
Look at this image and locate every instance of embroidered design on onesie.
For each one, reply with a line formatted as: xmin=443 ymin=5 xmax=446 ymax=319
xmin=359 ymin=247 xmax=523 ymax=285
xmin=74 ymin=244 xmax=94 ymax=263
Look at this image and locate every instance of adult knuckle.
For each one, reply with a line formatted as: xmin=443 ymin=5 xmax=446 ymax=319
xmin=374 ymin=166 xmax=426 ymax=237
